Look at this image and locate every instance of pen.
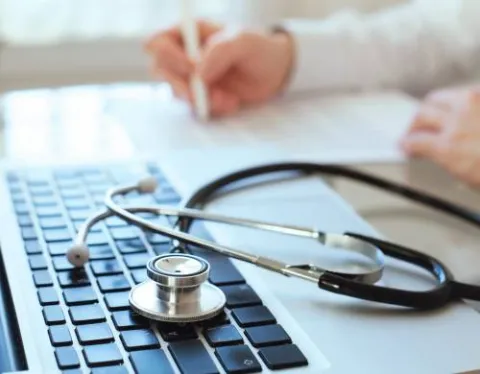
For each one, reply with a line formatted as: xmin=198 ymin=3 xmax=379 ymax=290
xmin=180 ymin=0 xmax=210 ymax=121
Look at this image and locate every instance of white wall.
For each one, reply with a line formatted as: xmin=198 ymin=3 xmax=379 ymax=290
xmin=0 ymin=0 xmax=408 ymax=92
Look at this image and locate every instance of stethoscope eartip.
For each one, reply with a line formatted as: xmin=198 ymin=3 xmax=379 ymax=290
xmin=66 ymin=244 xmax=90 ymax=267
xmin=137 ymin=177 xmax=158 ymax=194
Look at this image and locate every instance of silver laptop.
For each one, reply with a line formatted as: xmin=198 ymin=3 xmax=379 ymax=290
xmin=1 ymin=84 xmax=480 ymax=374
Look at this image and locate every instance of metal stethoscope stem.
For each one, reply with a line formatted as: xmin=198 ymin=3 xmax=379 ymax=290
xmin=71 ymin=178 xmax=384 ymax=285
xmin=65 ymin=176 xmax=388 ymax=323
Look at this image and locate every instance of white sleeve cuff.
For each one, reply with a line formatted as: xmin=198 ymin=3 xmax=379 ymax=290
xmin=276 ymin=10 xmax=366 ymax=94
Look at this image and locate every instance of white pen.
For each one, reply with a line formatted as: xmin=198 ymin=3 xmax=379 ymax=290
xmin=180 ymin=0 xmax=210 ymax=121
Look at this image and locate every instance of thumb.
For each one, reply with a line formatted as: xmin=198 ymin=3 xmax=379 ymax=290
xmin=400 ymin=132 xmax=442 ymax=158
xmin=198 ymin=30 xmax=245 ymax=84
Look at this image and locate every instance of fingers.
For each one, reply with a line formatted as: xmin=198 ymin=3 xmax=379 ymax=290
xmin=147 ymin=34 xmax=193 ymax=79
xmin=401 ymin=132 xmax=443 ymax=159
xmin=198 ymin=30 xmax=246 ymax=85
xmin=159 ymin=69 xmax=192 ymax=102
xmin=407 ymin=102 xmax=449 ymax=136
xmin=209 ymin=88 xmax=240 ymax=117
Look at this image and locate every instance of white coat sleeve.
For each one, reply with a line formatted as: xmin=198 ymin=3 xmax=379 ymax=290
xmin=279 ymin=0 xmax=480 ymax=96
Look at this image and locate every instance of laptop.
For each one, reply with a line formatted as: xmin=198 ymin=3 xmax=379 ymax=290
xmin=1 ymin=84 xmax=480 ymax=374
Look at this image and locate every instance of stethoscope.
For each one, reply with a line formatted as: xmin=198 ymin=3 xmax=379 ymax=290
xmin=65 ymin=162 xmax=480 ymax=323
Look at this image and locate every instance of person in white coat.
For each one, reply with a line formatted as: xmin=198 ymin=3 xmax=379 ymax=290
xmin=145 ymin=0 xmax=480 ymax=186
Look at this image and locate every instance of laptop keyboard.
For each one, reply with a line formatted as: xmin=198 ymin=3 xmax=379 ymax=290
xmin=5 ymin=163 xmax=309 ymax=373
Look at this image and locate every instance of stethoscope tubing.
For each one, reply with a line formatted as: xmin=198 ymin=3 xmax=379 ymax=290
xmin=175 ymin=161 xmax=480 ymax=309
xmin=71 ymin=161 xmax=480 ymax=310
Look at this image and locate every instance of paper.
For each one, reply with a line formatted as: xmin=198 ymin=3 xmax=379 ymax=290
xmin=113 ymin=84 xmax=419 ymax=163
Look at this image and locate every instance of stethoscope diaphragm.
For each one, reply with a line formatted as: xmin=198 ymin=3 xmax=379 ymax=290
xmin=129 ymin=253 xmax=226 ymax=323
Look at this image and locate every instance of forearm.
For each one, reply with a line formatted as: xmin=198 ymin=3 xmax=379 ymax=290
xmin=280 ymin=0 xmax=480 ymax=96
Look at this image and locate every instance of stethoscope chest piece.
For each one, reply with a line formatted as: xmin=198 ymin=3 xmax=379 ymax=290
xmin=129 ymin=253 xmax=226 ymax=323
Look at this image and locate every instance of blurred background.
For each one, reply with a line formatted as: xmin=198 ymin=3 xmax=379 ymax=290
xmin=0 ymin=0 xmax=404 ymax=92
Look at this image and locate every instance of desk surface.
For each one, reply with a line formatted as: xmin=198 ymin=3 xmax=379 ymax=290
xmin=1 ymin=82 xmax=479 ymax=290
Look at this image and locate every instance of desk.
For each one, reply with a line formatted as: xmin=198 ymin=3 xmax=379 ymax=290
xmin=1 ymin=82 xmax=479 ymax=290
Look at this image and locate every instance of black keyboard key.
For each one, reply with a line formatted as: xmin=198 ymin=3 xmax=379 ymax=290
xmin=124 ymin=253 xmax=149 ymax=269
xmin=33 ymin=270 xmax=53 ymax=287
xmin=92 ymin=194 xmax=106 ymax=206
xmin=215 ymin=345 xmax=262 ymax=374
xmin=89 ymin=185 xmax=113 ymax=196
xmin=116 ymin=239 xmax=147 ymax=254
xmin=205 ymin=325 xmax=243 ymax=347
xmin=200 ymin=312 xmax=230 ymax=329
xmin=59 ymin=187 xmax=83 ymax=197
xmin=157 ymin=323 xmax=197 ymax=342
xmin=154 ymin=191 xmax=180 ymax=204
xmin=39 ymin=217 xmax=67 ymax=229
xmin=231 ymin=306 xmax=276 ymax=327
xmin=104 ymin=291 xmax=130 ymax=311
xmin=73 ymin=220 xmax=102 ymax=233
xmin=106 ymin=217 xmax=128 ymax=228
xmin=131 ymin=269 xmax=147 ymax=284
xmin=112 ymin=311 xmax=148 ymax=331
xmin=168 ymin=340 xmax=219 ymax=374
xmin=141 ymin=215 xmax=169 ymax=226
xmin=87 ymin=232 xmax=109 ymax=246
xmin=69 ymin=304 xmax=106 ymax=325
xmin=11 ymin=195 xmax=25 ymax=206
xmin=145 ymin=233 xmax=170 ymax=245
xmin=43 ymin=305 xmax=66 ymax=325
xmin=258 ymin=344 xmax=308 ymax=370
xmin=38 ymin=287 xmax=59 ymax=305
xmin=21 ymin=226 xmax=37 ymax=240
xmin=32 ymin=195 xmax=57 ymax=206
xmin=220 ymin=284 xmax=262 ymax=309
xmin=37 ymin=206 xmax=62 ymax=217
xmin=69 ymin=209 xmax=91 ymax=221
xmin=14 ymin=202 xmax=29 ymax=214
xmin=55 ymin=346 xmax=80 ymax=370
xmin=91 ymin=259 xmax=123 ymax=276
xmin=49 ymin=241 xmax=73 ymax=256
xmin=209 ymin=261 xmax=245 ymax=286
xmin=127 ymin=195 xmax=156 ymax=205
xmin=49 ymin=325 xmax=72 ymax=347
xmin=63 ymin=370 xmax=82 ymax=374
xmin=29 ymin=254 xmax=47 ymax=270
xmin=25 ymin=240 xmax=42 ymax=254
xmin=29 ymin=185 xmax=53 ymax=196
xmin=83 ymin=343 xmax=123 ymax=367
xmin=97 ymin=275 xmax=130 ymax=293
xmin=58 ymin=270 xmax=90 ymax=288
xmin=17 ymin=214 xmax=32 ymax=227
xmin=120 ymin=329 xmax=160 ymax=351
xmin=64 ymin=198 xmax=89 ymax=210
xmin=44 ymin=229 xmax=71 ymax=242
xmin=26 ymin=175 xmax=49 ymax=186
xmin=130 ymin=349 xmax=174 ymax=374
xmin=89 ymin=244 xmax=115 ymax=260
xmin=76 ymin=323 xmax=114 ymax=345
xmin=53 ymin=256 xmax=75 ymax=271
xmin=63 ymin=287 xmax=98 ymax=306
xmin=110 ymin=227 xmax=138 ymax=241
xmin=151 ymin=243 xmax=171 ymax=255
xmin=91 ymin=367 xmax=128 ymax=374
xmin=189 ymin=247 xmax=225 ymax=265
xmin=244 ymin=324 xmax=291 ymax=347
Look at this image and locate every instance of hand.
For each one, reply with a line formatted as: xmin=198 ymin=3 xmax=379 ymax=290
xmin=401 ymin=86 xmax=480 ymax=186
xmin=144 ymin=21 xmax=294 ymax=117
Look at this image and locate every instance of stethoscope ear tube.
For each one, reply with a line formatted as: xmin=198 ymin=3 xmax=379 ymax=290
xmin=317 ymin=271 xmax=453 ymax=309
xmin=325 ymin=233 xmax=480 ymax=309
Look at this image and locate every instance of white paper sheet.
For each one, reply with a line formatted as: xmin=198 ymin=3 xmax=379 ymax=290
xmin=114 ymin=84 xmax=419 ymax=164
